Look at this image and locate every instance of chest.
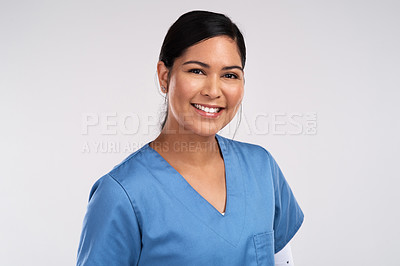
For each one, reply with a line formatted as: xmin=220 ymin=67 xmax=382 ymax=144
xmin=184 ymin=172 xmax=226 ymax=212
xmin=177 ymin=160 xmax=227 ymax=213
xmin=134 ymin=166 xmax=276 ymax=266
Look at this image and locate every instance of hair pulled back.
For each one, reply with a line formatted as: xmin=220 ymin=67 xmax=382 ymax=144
xmin=158 ymin=10 xmax=246 ymax=130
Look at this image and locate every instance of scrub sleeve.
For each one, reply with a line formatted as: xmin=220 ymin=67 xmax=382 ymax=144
xmin=77 ymin=174 xmax=141 ymax=266
xmin=265 ymin=148 xmax=304 ymax=254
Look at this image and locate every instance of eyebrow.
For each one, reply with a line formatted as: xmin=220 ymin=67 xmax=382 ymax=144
xmin=182 ymin=60 xmax=243 ymax=72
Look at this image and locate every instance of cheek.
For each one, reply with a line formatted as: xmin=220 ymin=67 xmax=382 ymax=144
xmin=227 ymin=86 xmax=244 ymax=107
xmin=168 ymin=75 xmax=198 ymax=109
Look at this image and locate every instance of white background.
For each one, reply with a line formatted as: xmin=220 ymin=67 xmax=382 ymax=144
xmin=1 ymin=0 xmax=399 ymax=265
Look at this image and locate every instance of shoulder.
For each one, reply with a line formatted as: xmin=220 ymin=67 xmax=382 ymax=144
xmin=92 ymin=143 xmax=155 ymax=196
xmin=217 ymin=134 xmax=273 ymax=164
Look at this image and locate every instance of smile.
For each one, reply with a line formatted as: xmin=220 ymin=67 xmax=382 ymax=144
xmin=192 ymin=103 xmax=222 ymax=114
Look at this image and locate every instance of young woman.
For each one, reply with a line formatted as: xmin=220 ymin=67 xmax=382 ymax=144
xmin=77 ymin=10 xmax=304 ymax=266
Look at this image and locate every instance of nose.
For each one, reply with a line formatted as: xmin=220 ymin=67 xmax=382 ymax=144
xmin=200 ymin=74 xmax=222 ymax=98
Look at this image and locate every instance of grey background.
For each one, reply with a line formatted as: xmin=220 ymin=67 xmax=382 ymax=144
xmin=1 ymin=0 xmax=399 ymax=265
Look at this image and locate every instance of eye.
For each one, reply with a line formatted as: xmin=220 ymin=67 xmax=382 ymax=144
xmin=224 ymin=73 xmax=238 ymax=79
xmin=189 ymin=69 xmax=204 ymax=75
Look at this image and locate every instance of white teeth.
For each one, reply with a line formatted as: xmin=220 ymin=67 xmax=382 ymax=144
xmin=194 ymin=104 xmax=221 ymax=113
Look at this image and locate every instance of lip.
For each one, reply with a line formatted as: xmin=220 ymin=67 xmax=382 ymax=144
xmin=191 ymin=103 xmax=225 ymax=109
xmin=191 ymin=103 xmax=224 ymax=118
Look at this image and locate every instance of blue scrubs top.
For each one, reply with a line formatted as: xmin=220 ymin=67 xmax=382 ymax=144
xmin=77 ymin=134 xmax=304 ymax=266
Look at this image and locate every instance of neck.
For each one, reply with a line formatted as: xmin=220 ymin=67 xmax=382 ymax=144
xmin=150 ymin=129 xmax=221 ymax=167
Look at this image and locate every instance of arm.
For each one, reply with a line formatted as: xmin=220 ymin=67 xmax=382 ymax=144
xmin=77 ymin=174 xmax=142 ymax=266
xmin=264 ymin=149 xmax=304 ymax=260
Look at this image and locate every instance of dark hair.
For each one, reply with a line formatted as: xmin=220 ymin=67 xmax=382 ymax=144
xmin=158 ymin=10 xmax=246 ymax=130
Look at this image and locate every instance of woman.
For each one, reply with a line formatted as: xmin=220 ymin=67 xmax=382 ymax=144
xmin=77 ymin=10 xmax=304 ymax=266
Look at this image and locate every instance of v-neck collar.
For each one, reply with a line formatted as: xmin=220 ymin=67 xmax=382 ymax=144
xmin=143 ymin=134 xmax=246 ymax=247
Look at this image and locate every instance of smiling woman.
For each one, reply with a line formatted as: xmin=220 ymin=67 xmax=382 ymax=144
xmin=77 ymin=10 xmax=304 ymax=266
xmin=157 ymin=35 xmax=244 ymax=137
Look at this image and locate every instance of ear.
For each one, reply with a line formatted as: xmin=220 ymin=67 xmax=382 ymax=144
xmin=157 ymin=61 xmax=170 ymax=91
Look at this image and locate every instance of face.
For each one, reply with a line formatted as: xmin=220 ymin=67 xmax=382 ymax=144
xmin=158 ymin=36 xmax=244 ymax=137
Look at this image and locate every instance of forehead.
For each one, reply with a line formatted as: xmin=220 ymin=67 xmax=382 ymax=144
xmin=177 ymin=36 xmax=242 ymax=66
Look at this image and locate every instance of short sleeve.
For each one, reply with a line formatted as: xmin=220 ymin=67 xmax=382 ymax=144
xmin=265 ymin=150 xmax=304 ymax=254
xmin=77 ymin=174 xmax=142 ymax=266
